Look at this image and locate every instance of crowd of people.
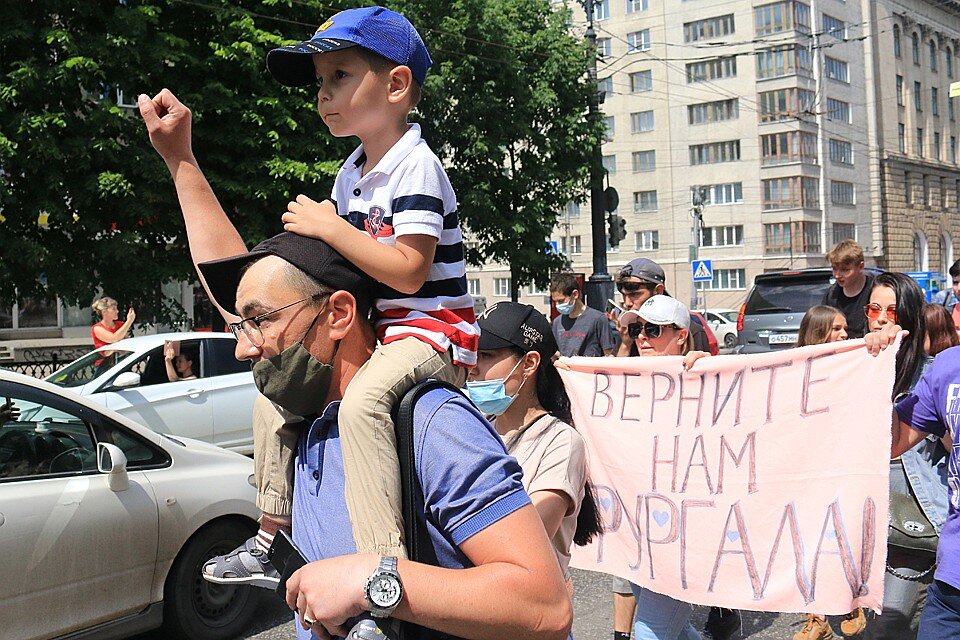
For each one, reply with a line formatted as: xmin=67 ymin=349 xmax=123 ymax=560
xmin=123 ymin=3 xmax=960 ymax=640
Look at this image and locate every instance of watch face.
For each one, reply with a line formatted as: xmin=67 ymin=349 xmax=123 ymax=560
xmin=370 ymin=575 xmax=401 ymax=608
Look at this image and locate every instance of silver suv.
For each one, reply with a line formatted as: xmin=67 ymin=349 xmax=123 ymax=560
xmin=736 ymin=268 xmax=834 ymax=353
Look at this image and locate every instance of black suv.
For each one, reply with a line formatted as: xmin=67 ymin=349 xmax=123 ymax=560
xmin=736 ymin=268 xmax=835 ymax=353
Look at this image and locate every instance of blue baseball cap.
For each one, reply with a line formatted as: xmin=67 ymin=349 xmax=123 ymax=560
xmin=267 ymin=6 xmax=432 ymax=87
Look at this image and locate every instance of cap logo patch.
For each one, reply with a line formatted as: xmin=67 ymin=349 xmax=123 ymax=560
xmin=478 ymin=303 xmax=500 ymax=320
xmin=315 ymin=20 xmax=334 ymax=33
xmin=521 ymin=324 xmax=542 ymax=347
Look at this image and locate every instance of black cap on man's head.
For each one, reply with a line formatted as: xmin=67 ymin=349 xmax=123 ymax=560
xmin=197 ymin=232 xmax=371 ymax=316
xmin=476 ymin=302 xmax=558 ymax=359
xmin=617 ymin=257 xmax=666 ymax=286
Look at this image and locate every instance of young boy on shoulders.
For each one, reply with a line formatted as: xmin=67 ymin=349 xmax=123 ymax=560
xmin=203 ymin=5 xmax=478 ymax=586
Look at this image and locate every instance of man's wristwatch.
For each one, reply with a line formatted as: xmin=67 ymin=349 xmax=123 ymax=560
xmin=364 ymin=556 xmax=403 ymax=618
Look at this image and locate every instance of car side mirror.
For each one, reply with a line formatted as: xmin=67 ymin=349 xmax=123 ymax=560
xmin=111 ymin=371 xmax=141 ymax=390
xmin=97 ymin=442 xmax=129 ymax=492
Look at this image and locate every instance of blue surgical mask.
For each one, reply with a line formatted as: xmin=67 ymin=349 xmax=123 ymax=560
xmin=465 ymin=359 xmax=526 ymax=416
xmin=556 ymin=300 xmax=575 ymax=315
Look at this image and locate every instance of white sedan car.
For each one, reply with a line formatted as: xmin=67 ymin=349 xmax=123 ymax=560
xmin=0 ymin=369 xmax=262 ymax=640
xmin=698 ymin=308 xmax=740 ymax=350
xmin=45 ymin=332 xmax=256 ymax=454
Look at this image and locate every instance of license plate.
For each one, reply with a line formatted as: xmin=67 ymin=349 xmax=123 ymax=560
xmin=769 ymin=333 xmax=798 ymax=345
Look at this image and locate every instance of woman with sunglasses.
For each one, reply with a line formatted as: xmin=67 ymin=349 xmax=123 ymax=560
xmin=613 ymin=295 xmax=710 ymax=640
xmin=863 ymin=272 xmax=949 ymax=640
xmin=468 ymin=302 xmax=604 ymax=610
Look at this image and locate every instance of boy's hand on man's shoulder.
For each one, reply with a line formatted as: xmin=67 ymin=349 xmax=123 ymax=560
xmin=282 ymin=195 xmax=340 ymax=242
xmin=138 ymin=89 xmax=195 ymax=166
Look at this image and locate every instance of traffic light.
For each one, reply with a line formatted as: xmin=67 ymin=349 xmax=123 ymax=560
xmin=608 ymin=213 xmax=627 ymax=247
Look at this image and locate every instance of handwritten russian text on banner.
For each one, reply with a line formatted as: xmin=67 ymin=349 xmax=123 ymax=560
xmin=559 ymin=340 xmax=897 ymax=614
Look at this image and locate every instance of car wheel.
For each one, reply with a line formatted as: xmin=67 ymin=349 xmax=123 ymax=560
xmin=723 ymin=333 xmax=737 ymax=349
xmin=162 ymin=519 xmax=261 ymax=640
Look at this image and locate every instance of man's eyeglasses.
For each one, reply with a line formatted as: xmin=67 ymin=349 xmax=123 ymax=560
xmin=228 ymin=292 xmax=329 ymax=347
xmin=863 ymin=303 xmax=897 ymax=323
xmin=628 ymin=321 xmax=675 ymax=340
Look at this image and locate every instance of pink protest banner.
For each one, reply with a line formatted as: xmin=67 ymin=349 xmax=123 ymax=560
xmin=559 ymin=338 xmax=899 ymax=614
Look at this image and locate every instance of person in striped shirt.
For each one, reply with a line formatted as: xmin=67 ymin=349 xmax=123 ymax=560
xmin=236 ymin=5 xmax=476 ymax=577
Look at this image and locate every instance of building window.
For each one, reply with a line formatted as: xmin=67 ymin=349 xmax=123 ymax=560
xmin=631 ymin=110 xmax=655 ymax=133
xmin=629 ymin=70 xmax=652 ymax=92
xmin=760 ymin=131 xmax=818 ymax=165
xmin=598 ymin=76 xmax=613 ymax=99
xmin=949 ymin=48 xmax=954 ymax=78
xmin=632 ymin=150 xmax=656 ymax=172
xmin=706 ymin=268 xmax=747 ymax=290
xmin=897 ymin=75 xmax=904 ymax=106
xmin=597 ymin=38 xmax=612 ymax=59
xmin=933 ymin=87 xmax=940 ymax=117
xmin=759 ymin=88 xmax=816 ymax=122
xmin=635 ymin=230 xmax=659 ymax=251
xmin=930 ymin=40 xmax=938 ymax=71
xmin=693 ymin=183 xmax=744 ymax=206
xmin=832 ymin=223 xmax=856 ymax=244
xmin=915 ymin=81 xmax=923 ymax=112
xmin=626 ymin=0 xmax=648 ymax=13
xmin=627 ymin=30 xmax=651 ymax=52
xmin=913 ymin=32 xmax=920 ymax=65
xmin=565 ymin=201 xmax=580 ymax=218
xmin=914 ymin=231 xmax=929 ymax=271
xmin=826 ymin=98 xmax=851 ymax=123
xmin=602 ymin=116 xmax=615 ymax=141
xmin=593 ymin=0 xmax=610 ymax=21
xmin=935 ymin=131 xmax=942 ymax=160
xmin=917 ymin=128 xmax=924 ymax=157
xmin=700 ymin=224 xmax=744 ymax=246
xmin=756 ymin=45 xmax=813 ymax=79
xmin=950 ymin=99 xmax=956 ymax=122
xmin=688 ymin=98 xmax=739 ymax=125
xmin=822 ymin=14 xmax=846 ymax=39
xmin=830 ymin=181 xmax=855 ymax=205
xmin=764 ymin=221 xmax=821 ymax=255
xmin=923 ymin=175 xmax=931 ymax=205
xmin=634 ymin=190 xmax=658 ymax=212
xmin=952 ymin=136 xmax=957 ymax=163
xmin=755 ymin=1 xmax=811 ymax=36
xmin=762 ymin=176 xmax=820 ymax=210
xmin=689 ymin=140 xmax=741 ymax=165
xmin=686 ymin=56 xmax=737 ymax=83
xmin=829 ymin=138 xmax=853 ymax=164
xmin=824 ymin=56 xmax=849 ymax=82
xmin=467 ymin=278 xmax=481 ymax=296
xmin=899 ymin=123 xmax=906 ymax=153
xmin=493 ymin=277 xmax=511 ymax=297
xmin=905 ymin=172 xmax=914 ymax=205
xmin=602 ymin=154 xmax=616 ymax=174
xmin=893 ymin=24 xmax=901 ymax=58
xmin=684 ymin=14 xmax=735 ymax=43
xmin=570 ymin=235 xmax=582 ymax=254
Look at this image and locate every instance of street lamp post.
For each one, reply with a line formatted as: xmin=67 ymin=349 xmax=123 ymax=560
xmin=582 ymin=0 xmax=615 ymax=311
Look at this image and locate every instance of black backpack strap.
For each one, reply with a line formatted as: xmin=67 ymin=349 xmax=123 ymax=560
xmin=392 ymin=379 xmax=466 ymax=640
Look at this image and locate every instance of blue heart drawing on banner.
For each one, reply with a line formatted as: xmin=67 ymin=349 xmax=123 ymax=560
xmin=726 ymin=530 xmax=741 ymax=542
xmin=600 ymin=496 xmax=613 ymax=511
xmin=652 ymin=511 xmax=670 ymax=527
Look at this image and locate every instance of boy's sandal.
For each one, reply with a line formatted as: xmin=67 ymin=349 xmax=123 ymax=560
xmin=201 ymin=536 xmax=280 ymax=589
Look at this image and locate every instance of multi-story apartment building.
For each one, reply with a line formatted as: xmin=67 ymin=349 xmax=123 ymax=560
xmin=467 ymin=0 xmax=960 ymax=313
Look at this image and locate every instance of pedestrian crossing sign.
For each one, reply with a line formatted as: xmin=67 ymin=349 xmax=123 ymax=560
xmin=691 ymin=259 xmax=713 ymax=282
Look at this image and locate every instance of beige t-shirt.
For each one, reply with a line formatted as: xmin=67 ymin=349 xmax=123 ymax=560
xmin=500 ymin=414 xmax=587 ymax=579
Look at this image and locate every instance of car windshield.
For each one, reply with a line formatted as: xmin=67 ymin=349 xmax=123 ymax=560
xmin=745 ymin=280 xmax=832 ymax=314
xmin=719 ymin=311 xmax=739 ymax=323
xmin=45 ymin=349 xmax=133 ymax=388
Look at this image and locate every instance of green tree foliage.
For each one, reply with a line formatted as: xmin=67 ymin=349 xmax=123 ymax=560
xmin=0 ymin=0 xmax=599 ymax=320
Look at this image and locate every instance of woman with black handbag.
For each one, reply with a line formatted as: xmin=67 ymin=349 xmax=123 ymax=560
xmin=863 ymin=273 xmax=950 ymax=640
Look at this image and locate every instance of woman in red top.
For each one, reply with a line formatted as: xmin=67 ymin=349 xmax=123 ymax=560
xmin=91 ymin=297 xmax=136 ymax=348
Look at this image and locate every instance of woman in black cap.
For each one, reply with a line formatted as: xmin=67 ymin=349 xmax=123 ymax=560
xmin=468 ymin=301 xmax=603 ymax=597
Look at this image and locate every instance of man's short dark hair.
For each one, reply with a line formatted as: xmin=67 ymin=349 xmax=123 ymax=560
xmin=549 ymin=273 xmax=580 ymax=297
xmin=950 ymin=259 xmax=960 ymax=280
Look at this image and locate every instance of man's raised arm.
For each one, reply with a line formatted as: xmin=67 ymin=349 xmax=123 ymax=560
xmin=138 ymin=90 xmax=246 ymax=321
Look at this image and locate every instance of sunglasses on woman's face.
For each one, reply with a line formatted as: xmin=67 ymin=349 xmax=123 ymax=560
xmin=628 ymin=321 xmax=671 ymax=339
xmin=864 ymin=303 xmax=897 ymax=323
